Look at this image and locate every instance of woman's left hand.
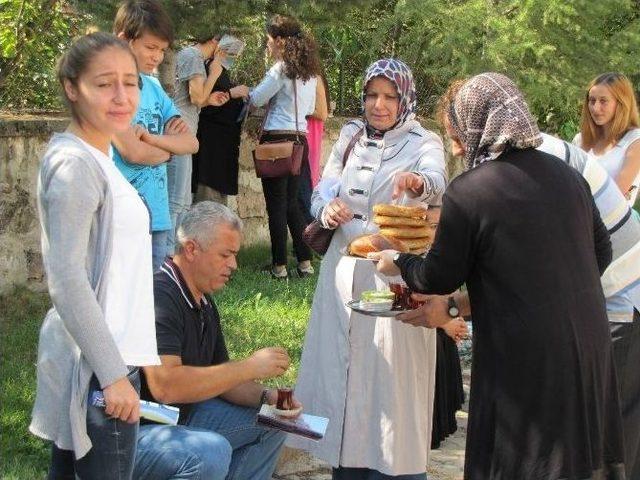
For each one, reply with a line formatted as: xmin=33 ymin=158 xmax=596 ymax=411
xmin=441 ymin=317 xmax=468 ymax=343
xmin=208 ymin=91 xmax=230 ymax=107
xmin=392 ymin=172 xmax=424 ymax=199
xmin=369 ymin=249 xmax=401 ymax=276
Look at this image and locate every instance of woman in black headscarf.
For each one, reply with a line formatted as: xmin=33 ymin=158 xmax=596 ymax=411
xmin=375 ymin=73 xmax=625 ymax=480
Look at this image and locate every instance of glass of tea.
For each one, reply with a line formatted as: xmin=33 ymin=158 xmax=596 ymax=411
xmin=389 ymin=281 xmax=425 ymax=310
xmin=276 ymin=387 xmax=294 ymax=410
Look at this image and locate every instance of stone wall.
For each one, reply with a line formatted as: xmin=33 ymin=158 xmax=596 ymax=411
xmin=0 ymin=114 xmax=345 ymax=293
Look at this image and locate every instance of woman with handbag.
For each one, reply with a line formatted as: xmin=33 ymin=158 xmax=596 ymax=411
xmin=288 ymin=59 xmax=447 ymax=479
xmin=249 ymin=14 xmax=319 ymax=279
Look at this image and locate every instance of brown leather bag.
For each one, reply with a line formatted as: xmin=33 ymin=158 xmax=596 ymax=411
xmin=302 ymin=127 xmax=364 ymax=255
xmin=253 ymin=80 xmax=304 ymax=178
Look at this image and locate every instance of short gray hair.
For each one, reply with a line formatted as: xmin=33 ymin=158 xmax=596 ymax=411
xmin=176 ymin=201 xmax=243 ymax=252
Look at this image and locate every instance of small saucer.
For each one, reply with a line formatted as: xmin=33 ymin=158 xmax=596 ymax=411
xmin=269 ymin=405 xmax=303 ymax=418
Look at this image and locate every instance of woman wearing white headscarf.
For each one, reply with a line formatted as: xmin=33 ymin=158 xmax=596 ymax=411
xmin=289 ymin=59 xmax=446 ymax=479
xmin=376 ymin=73 xmax=625 ymax=480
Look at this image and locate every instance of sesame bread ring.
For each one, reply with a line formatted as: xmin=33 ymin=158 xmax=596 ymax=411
xmin=348 ymin=233 xmax=410 ymax=257
xmin=373 ymin=204 xmax=428 ymax=219
xmin=398 ymin=237 xmax=432 ymax=249
xmin=425 ymin=208 xmax=441 ymax=224
xmin=379 ymin=226 xmax=432 ymax=239
xmin=373 ymin=215 xmax=429 ymax=227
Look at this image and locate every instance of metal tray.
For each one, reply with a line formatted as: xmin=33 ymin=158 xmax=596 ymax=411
xmin=346 ymin=300 xmax=408 ymax=317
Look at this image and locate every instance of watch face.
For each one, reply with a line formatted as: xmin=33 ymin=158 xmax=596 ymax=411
xmin=447 ymin=296 xmax=459 ymax=318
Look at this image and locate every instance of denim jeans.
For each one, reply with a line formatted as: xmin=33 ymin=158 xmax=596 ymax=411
xmin=166 ymin=153 xmax=193 ymax=255
xmin=48 ymin=368 xmax=141 ymax=480
xmin=185 ymin=398 xmax=286 ymax=480
xmin=133 ymin=424 xmax=232 ymax=480
xmin=151 ymin=230 xmax=169 ymax=272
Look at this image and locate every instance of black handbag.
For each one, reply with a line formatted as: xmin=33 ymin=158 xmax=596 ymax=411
xmin=303 ymin=127 xmax=364 ymax=254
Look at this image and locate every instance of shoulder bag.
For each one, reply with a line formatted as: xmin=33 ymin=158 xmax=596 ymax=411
xmin=303 ymin=127 xmax=364 ymax=255
xmin=252 ymin=80 xmax=304 ymax=178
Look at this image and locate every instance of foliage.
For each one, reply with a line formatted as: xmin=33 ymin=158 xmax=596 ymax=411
xmin=2 ymin=0 xmax=639 ymax=138
xmin=367 ymin=0 xmax=640 ymax=135
xmin=0 ymin=244 xmax=318 ymax=478
xmin=0 ymin=0 xmax=86 ymax=110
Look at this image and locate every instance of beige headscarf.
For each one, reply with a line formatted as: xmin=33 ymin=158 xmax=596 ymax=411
xmin=448 ymin=72 xmax=543 ymax=170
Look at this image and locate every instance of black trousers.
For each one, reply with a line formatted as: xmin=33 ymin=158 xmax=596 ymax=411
xmin=260 ymin=132 xmax=312 ymax=266
xmin=297 ymin=153 xmax=314 ymax=224
xmin=610 ymin=309 xmax=640 ymax=479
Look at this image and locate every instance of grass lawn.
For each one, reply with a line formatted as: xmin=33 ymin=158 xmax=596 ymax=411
xmin=0 ymin=243 xmax=318 ymax=479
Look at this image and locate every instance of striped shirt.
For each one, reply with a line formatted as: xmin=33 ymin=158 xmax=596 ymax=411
xmin=539 ymin=133 xmax=640 ymax=322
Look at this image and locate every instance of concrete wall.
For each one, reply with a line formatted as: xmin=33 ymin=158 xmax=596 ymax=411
xmin=0 ymin=114 xmax=345 ymax=293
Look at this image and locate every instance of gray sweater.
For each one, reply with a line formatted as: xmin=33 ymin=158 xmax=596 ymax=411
xmin=29 ymin=133 xmax=129 ymax=458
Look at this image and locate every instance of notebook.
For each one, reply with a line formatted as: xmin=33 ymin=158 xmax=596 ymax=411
xmin=256 ymin=404 xmax=329 ymax=440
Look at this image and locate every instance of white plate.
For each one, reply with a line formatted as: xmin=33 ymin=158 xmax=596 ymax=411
xmin=346 ymin=300 xmax=408 ymax=317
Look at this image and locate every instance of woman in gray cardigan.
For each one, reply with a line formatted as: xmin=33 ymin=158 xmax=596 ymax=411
xmin=29 ymin=32 xmax=160 ymax=479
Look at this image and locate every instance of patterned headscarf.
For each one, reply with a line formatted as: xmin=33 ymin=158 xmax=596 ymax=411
xmin=362 ymin=58 xmax=417 ymax=133
xmin=448 ymin=72 xmax=542 ymax=170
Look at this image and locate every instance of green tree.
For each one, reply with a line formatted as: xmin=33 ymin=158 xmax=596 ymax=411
xmin=393 ymin=0 xmax=640 ymax=135
xmin=1 ymin=0 xmax=85 ymax=110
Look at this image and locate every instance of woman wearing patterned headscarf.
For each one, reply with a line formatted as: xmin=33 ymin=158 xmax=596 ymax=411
xmin=376 ymin=73 xmax=625 ymax=479
xmin=288 ymin=59 xmax=446 ymax=479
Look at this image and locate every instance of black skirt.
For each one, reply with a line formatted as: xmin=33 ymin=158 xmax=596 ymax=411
xmin=191 ymin=67 xmax=244 ymax=195
xmin=431 ymin=328 xmax=465 ymax=449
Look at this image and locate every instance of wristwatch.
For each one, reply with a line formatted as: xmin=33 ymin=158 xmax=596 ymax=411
xmin=392 ymin=252 xmax=402 ymax=265
xmin=447 ymin=296 xmax=460 ymax=318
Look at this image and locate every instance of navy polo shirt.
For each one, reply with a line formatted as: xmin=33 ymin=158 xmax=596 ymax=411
xmin=140 ymin=258 xmax=229 ymax=422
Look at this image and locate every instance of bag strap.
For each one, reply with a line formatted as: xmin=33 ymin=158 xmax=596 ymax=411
xmin=256 ymin=98 xmax=270 ymax=140
xmin=257 ymin=78 xmax=301 ymax=141
xmin=343 ymin=127 xmax=365 ymax=166
xmin=293 ymin=79 xmax=299 ymax=141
